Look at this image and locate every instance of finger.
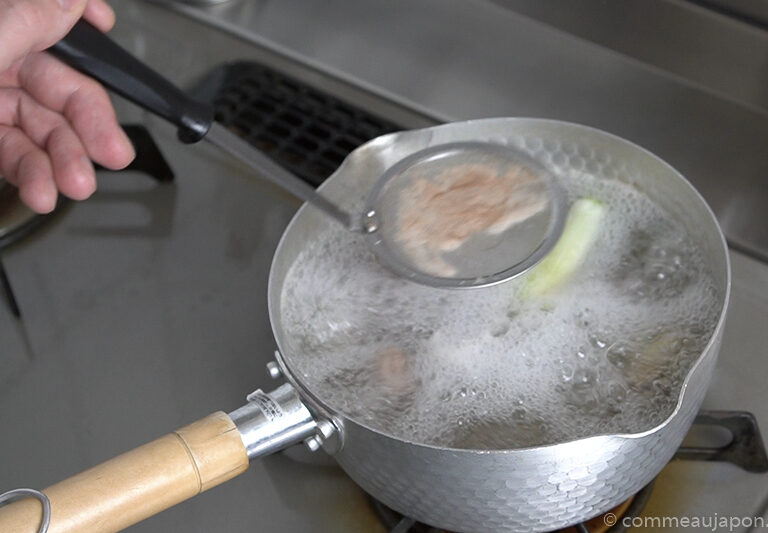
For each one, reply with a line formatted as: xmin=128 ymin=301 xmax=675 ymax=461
xmin=0 ymin=126 xmax=57 ymax=213
xmin=83 ymin=0 xmax=116 ymax=32
xmin=46 ymin=124 xmax=96 ymax=200
xmin=0 ymin=88 xmax=96 ymax=201
xmin=18 ymin=52 xmax=135 ymax=169
xmin=0 ymin=0 xmax=89 ymax=72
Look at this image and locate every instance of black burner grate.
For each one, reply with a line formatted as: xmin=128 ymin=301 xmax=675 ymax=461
xmin=210 ymin=61 xmax=401 ymax=187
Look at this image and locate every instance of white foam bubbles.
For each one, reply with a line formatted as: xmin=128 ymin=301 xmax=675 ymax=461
xmin=279 ymin=169 xmax=722 ymax=450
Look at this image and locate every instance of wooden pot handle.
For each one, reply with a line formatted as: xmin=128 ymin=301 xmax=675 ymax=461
xmin=0 ymin=412 xmax=249 ymax=533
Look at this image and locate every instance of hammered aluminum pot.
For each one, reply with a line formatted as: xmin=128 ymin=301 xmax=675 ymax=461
xmin=0 ymin=22 xmax=730 ymax=533
xmin=268 ymin=118 xmax=731 ymax=533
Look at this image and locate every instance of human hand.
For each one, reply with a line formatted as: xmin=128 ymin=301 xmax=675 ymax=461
xmin=0 ymin=0 xmax=135 ymax=213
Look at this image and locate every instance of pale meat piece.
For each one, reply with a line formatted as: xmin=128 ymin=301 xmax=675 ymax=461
xmin=396 ymin=163 xmax=548 ymax=277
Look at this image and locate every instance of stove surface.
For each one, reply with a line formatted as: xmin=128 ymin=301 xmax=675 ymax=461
xmin=1 ymin=2 xmax=768 ymax=532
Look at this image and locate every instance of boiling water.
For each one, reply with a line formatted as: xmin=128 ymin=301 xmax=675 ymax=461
xmin=279 ymin=170 xmax=722 ymax=450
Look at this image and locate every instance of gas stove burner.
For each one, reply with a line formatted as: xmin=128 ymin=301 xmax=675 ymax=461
xmin=368 ymin=482 xmax=656 ymax=533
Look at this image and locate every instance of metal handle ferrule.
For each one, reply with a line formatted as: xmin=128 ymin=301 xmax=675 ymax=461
xmin=229 ymin=383 xmax=318 ymax=459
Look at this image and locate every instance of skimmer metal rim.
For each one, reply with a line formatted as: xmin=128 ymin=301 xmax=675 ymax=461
xmin=362 ymin=141 xmax=568 ymax=289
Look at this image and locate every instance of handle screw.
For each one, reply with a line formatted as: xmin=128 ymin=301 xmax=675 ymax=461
xmin=304 ymin=436 xmax=322 ymax=452
xmin=266 ymin=361 xmax=282 ymax=379
xmin=363 ymin=211 xmax=379 ymax=233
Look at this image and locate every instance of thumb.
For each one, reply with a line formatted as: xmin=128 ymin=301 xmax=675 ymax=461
xmin=0 ymin=0 xmax=89 ymax=72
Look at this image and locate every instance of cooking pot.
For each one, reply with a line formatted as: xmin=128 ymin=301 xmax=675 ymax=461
xmin=269 ymin=118 xmax=731 ymax=532
xmin=0 ymin=23 xmax=730 ymax=533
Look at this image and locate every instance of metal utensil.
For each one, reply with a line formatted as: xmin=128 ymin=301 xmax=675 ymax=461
xmin=0 ymin=118 xmax=730 ymax=533
xmin=49 ymin=20 xmax=566 ymax=288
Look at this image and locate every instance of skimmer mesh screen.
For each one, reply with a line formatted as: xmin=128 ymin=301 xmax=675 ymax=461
xmin=210 ymin=62 xmax=401 ymax=187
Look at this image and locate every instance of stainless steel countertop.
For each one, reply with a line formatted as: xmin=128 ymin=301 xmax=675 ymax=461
xmin=493 ymin=0 xmax=768 ymax=113
xmin=1 ymin=2 xmax=768 ymax=532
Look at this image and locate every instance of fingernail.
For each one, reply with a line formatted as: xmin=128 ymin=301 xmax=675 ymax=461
xmin=74 ymin=156 xmax=97 ymax=198
xmin=79 ymin=155 xmax=95 ymax=178
xmin=120 ymin=129 xmax=137 ymax=162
